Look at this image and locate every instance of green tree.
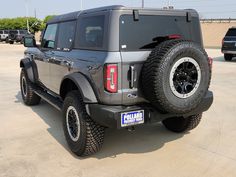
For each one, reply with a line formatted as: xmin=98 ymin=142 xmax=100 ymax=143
xmin=0 ymin=17 xmax=42 ymax=33
xmin=43 ymin=15 xmax=55 ymax=23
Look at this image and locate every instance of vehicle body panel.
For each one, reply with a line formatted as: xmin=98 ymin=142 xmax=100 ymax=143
xmin=0 ymin=30 xmax=9 ymax=40
xmin=23 ymin=6 xmax=207 ymax=106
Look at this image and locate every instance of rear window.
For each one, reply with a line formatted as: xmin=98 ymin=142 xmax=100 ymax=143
xmin=226 ymin=29 xmax=236 ymax=36
xmin=20 ymin=30 xmax=27 ymax=34
xmin=9 ymin=30 xmax=18 ymax=34
xmin=120 ymin=15 xmax=191 ymax=51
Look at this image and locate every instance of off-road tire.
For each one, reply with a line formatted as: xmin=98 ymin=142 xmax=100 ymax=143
xmin=162 ymin=114 xmax=202 ymax=133
xmin=141 ymin=40 xmax=211 ymax=114
xmin=62 ymin=91 xmax=105 ymax=156
xmin=224 ymin=54 xmax=233 ymax=61
xmin=20 ymin=38 xmax=24 ymax=44
xmin=20 ymin=69 xmax=41 ymax=105
xmin=5 ymin=37 xmax=9 ymax=43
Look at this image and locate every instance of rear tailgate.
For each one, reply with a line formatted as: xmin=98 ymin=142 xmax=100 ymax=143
xmin=222 ymin=36 xmax=236 ymax=52
xmin=120 ymin=51 xmax=150 ymax=105
xmin=119 ymin=12 xmax=198 ymax=105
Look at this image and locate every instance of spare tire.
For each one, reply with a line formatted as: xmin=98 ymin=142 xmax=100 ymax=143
xmin=141 ymin=40 xmax=211 ymax=114
xmin=9 ymin=33 xmax=16 ymax=40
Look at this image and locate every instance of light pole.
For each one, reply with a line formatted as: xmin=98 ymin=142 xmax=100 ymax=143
xmin=142 ymin=0 xmax=144 ymax=8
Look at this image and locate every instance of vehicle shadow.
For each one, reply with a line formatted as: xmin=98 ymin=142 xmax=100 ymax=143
xmin=15 ymin=91 xmax=184 ymax=159
xmin=0 ymin=42 xmax=22 ymax=45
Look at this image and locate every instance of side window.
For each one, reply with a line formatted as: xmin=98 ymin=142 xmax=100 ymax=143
xmin=77 ymin=15 xmax=105 ymax=49
xmin=57 ymin=21 xmax=76 ymax=51
xmin=0 ymin=31 xmax=3 ymax=34
xmin=42 ymin=24 xmax=58 ymax=49
xmin=20 ymin=30 xmax=27 ymax=34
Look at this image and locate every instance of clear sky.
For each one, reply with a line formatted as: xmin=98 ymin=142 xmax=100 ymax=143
xmin=0 ymin=0 xmax=236 ymax=19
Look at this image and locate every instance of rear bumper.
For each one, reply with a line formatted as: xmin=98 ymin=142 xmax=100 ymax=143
xmin=9 ymin=36 xmax=22 ymax=42
xmin=8 ymin=38 xmax=15 ymax=42
xmin=88 ymin=91 xmax=214 ymax=129
xmin=222 ymin=50 xmax=236 ymax=54
xmin=1 ymin=37 xmax=7 ymax=40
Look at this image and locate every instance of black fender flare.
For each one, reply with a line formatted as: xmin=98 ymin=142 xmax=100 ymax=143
xmin=20 ymin=58 xmax=38 ymax=83
xmin=60 ymin=73 xmax=98 ymax=103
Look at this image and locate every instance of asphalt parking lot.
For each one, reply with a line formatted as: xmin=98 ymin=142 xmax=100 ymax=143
xmin=0 ymin=43 xmax=236 ymax=177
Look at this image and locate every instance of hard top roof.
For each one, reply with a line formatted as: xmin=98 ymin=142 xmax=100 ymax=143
xmin=47 ymin=5 xmax=197 ymax=24
xmin=47 ymin=5 xmax=124 ymax=24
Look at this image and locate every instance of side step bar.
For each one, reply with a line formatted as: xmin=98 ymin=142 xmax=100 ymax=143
xmin=34 ymin=90 xmax=63 ymax=111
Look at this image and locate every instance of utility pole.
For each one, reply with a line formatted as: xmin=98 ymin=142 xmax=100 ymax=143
xmin=25 ymin=0 xmax=30 ymax=33
xmin=142 ymin=0 xmax=144 ymax=8
xmin=167 ymin=0 xmax=171 ymax=8
xmin=34 ymin=8 xmax=37 ymax=18
xmin=80 ymin=0 xmax=83 ymax=10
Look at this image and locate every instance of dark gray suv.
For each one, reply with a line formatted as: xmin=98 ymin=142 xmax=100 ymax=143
xmin=222 ymin=27 xmax=236 ymax=61
xmin=20 ymin=6 xmax=213 ymax=156
xmin=8 ymin=29 xmax=28 ymax=44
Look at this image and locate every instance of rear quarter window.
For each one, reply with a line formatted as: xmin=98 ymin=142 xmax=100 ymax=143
xmin=75 ymin=15 xmax=106 ymax=50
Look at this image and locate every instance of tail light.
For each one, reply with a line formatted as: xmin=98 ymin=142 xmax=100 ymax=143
xmin=104 ymin=64 xmax=118 ymax=93
xmin=208 ymin=57 xmax=213 ymax=69
xmin=168 ymin=34 xmax=181 ymax=39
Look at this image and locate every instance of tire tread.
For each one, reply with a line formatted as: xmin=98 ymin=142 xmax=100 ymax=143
xmin=141 ymin=40 xmax=211 ymax=113
xmin=63 ymin=91 xmax=105 ymax=156
xmin=20 ymin=69 xmax=41 ymax=105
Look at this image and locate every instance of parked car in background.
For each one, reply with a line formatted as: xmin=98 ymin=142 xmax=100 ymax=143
xmin=8 ymin=30 xmax=29 ymax=44
xmin=222 ymin=27 xmax=236 ymax=61
xmin=0 ymin=30 xmax=9 ymax=42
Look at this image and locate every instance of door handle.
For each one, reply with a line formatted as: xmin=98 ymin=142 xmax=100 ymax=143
xmin=50 ymin=57 xmax=61 ymax=63
xmin=44 ymin=57 xmax=50 ymax=62
xmin=130 ymin=65 xmax=135 ymax=89
xmin=30 ymin=54 xmax=34 ymax=60
xmin=62 ymin=60 xmax=73 ymax=67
